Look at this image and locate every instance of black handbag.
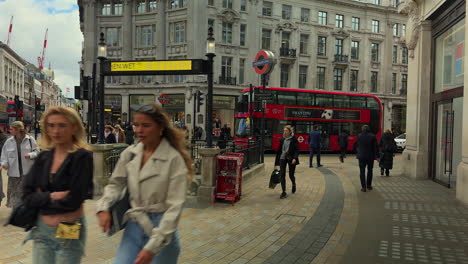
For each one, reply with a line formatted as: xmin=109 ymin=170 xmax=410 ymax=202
xmin=269 ymin=169 xmax=281 ymax=189
xmin=107 ymin=188 xmax=131 ymax=236
xmin=4 ymin=200 xmax=39 ymax=231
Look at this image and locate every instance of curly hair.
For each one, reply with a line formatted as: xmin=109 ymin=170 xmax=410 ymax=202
xmin=135 ymin=103 xmax=193 ymax=180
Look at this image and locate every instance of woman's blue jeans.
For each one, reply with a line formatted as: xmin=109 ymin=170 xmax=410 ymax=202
xmin=26 ymin=216 xmax=86 ymax=264
xmin=114 ymin=213 xmax=180 ymax=264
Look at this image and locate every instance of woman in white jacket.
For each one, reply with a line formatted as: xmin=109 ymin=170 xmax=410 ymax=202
xmin=97 ymin=103 xmax=192 ymax=264
xmin=0 ymin=121 xmax=39 ymax=207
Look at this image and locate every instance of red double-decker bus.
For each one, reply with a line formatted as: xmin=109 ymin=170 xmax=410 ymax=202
xmin=235 ymin=87 xmax=383 ymax=152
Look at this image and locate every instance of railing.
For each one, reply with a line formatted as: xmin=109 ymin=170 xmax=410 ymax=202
xmin=219 ymin=140 xmax=261 ymax=169
xmin=334 ymin=54 xmax=349 ymax=63
xmin=105 ymin=144 xmax=130 ymax=177
xmin=280 ymin=48 xmax=297 ymax=57
xmin=219 ymin=76 xmax=237 ymax=85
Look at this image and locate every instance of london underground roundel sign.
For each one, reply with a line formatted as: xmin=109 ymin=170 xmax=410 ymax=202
xmin=252 ymin=50 xmax=276 ymax=75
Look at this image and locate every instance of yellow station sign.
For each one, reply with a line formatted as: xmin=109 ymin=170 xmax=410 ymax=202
xmin=111 ymin=60 xmax=193 ymax=72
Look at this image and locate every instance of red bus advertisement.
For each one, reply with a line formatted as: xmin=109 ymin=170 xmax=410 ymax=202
xmin=235 ymin=87 xmax=383 ymax=152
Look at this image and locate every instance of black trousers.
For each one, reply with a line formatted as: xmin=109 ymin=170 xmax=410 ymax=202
xmin=359 ymin=159 xmax=374 ymax=188
xmin=381 ymin=168 xmax=390 ymax=176
xmin=280 ymin=159 xmax=296 ymax=193
xmin=340 ymin=148 xmax=347 ymax=159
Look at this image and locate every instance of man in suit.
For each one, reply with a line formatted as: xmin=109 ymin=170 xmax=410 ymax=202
xmin=308 ymin=125 xmax=322 ymax=168
xmin=355 ymin=125 xmax=379 ymax=192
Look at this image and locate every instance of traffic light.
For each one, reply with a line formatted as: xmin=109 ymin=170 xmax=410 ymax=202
xmin=74 ymin=85 xmax=81 ymax=100
xmin=35 ymin=98 xmax=41 ymax=111
xmin=14 ymin=95 xmax=19 ymax=111
xmin=196 ymin=91 xmax=204 ymax=113
xmin=82 ymin=76 xmax=90 ymax=100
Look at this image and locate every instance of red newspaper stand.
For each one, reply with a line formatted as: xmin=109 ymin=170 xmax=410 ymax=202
xmin=214 ymin=153 xmax=244 ymax=205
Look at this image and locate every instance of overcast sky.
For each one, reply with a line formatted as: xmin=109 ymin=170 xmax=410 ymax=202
xmin=0 ymin=0 xmax=81 ymax=98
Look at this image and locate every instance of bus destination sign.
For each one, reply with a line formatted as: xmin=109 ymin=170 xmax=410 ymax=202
xmin=285 ymin=107 xmax=361 ymax=121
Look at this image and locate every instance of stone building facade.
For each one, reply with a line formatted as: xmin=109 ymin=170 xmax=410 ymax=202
xmin=78 ymin=0 xmax=408 ymax=132
xmin=0 ymin=41 xmax=27 ymax=102
xmin=399 ymin=0 xmax=468 ymax=205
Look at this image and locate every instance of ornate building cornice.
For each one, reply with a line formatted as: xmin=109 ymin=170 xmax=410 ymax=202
xmin=217 ymin=9 xmax=241 ymax=23
xmin=275 ymin=22 xmax=297 ymax=33
xmin=398 ymin=0 xmax=421 ymax=58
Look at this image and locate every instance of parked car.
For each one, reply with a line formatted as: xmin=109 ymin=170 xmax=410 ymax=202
xmin=395 ymin=133 xmax=406 ymax=151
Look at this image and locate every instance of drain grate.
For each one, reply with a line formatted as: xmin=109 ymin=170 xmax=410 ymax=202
xmin=275 ymin=214 xmax=306 ymax=223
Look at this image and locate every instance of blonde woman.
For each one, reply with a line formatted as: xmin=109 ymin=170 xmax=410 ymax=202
xmin=97 ymin=103 xmax=192 ymax=264
xmin=114 ymin=124 xmax=126 ymax=143
xmin=0 ymin=121 xmax=39 ymax=207
xmin=22 ymin=107 xmax=94 ymax=263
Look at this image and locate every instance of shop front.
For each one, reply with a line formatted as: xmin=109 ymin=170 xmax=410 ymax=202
xmin=104 ymin=95 xmax=122 ymax=125
xmin=212 ymin=95 xmax=236 ymax=138
xmin=431 ymin=13 xmax=465 ymax=188
xmin=162 ymin=94 xmax=185 ymax=128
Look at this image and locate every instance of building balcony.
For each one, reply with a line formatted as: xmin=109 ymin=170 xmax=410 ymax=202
xmin=219 ymin=76 xmax=237 ymax=86
xmin=280 ymin=47 xmax=297 ymax=57
xmin=333 ymin=54 xmax=349 ymax=69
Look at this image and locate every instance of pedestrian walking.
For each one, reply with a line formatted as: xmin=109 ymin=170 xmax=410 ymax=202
xmin=308 ymin=125 xmax=322 ymax=168
xmin=338 ymin=130 xmax=349 ymax=163
xmin=96 ymin=103 xmax=192 ymax=264
xmin=125 ymin=123 xmax=135 ymax=145
xmin=355 ymin=125 xmax=379 ymax=192
xmin=21 ymin=107 xmax=94 ymax=264
xmin=379 ymin=129 xmax=397 ymax=177
xmin=0 ymin=127 xmax=7 ymax=206
xmin=104 ymin=125 xmax=117 ymax=144
xmin=0 ymin=121 xmax=40 ymax=208
xmin=114 ymin=124 xmax=126 ymax=143
xmin=274 ymin=125 xmax=299 ymax=199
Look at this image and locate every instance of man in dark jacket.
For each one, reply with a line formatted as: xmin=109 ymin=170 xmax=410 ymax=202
xmin=355 ymin=125 xmax=379 ymax=192
xmin=308 ymin=125 xmax=322 ymax=168
xmin=338 ymin=130 xmax=349 ymax=163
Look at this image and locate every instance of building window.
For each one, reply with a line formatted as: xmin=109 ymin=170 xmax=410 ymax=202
xmin=318 ymin=11 xmax=327 ymax=25
xmin=262 ymin=29 xmax=271 ymax=50
xmin=392 ymin=73 xmax=397 ymax=94
xmin=208 ymin=19 xmax=215 ymax=33
xmin=240 ymin=24 xmax=246 ymax=46
xmin=334 ymin=68 xmax=343 ymax=90
xmin=392 ymin=45 xmax=398 ymax=63
xmin=402 ymin=24 xmax=406 ymax=36
xmin=105 ymin=27 xmax=121 ymax=46
xmin=300 ymin=34 xmax=309 ymax=54
xmin=350 ymin=70 xmax=358 ymax=91
xmin=301 ymin=8 xmax=310 ymax=22
xmin=401 ymin=74 xmax=407 ymax=95
xmin=239 ymin=58 xmax=245 ymax=84
xmin=317 ymin=36 xmax=327 ymax=56
xmin=402 ymin=47 xmax=408 ymax=64
xmin=174 ymin=22 xmax=186 ymax=43
xmin=169 ymin=0 xmax=186 ymax=9
xmin=280 ymin=64 xmax=289 ymax=87
xmin=114 ymin=1 xmax=123 ymax=15
xmin=221 ymin=56 xmax=232 ymax=77
xmin=336 ymin=14 xmax=344 ymax=28
xmin=223 ymin=0 xmax=232 ymax=9
xmin=393 ymin=23 xmax=399 ymax=36
xmin=241 ymin=0 xmax=246 ymax=11
xmin=149 ymin=0 xmax=157 ymax=12
xmin=351 ymin=17 xmax=360 ymax=31
xmin=335 ymin=39 xmax=343 ymax=55
xmin=102 ymin=2 xmax=111 ymax=15
xmin=371 ymin=71 xmax=378 ymax=92
xmin=373 ymin=0 xmax=381 ymax=5
xmin=393 ymin=0 xmax=399 ymax=8
xmin=136 ymin=0 xmax=146 ymax=13
xmin=371 ymin=43 xmax=379 ymax=62
xmin=281 ymin=32 xmax=290 ymax=49
xmin=351 ymin=41 xmax=359 ymax=60
xmin=317 ymin=67 xmax=325 ymax=90
xmin=208 ymin=0 xmax=214 ymax=5
xmin=263 ymin=1 xmax=273 ymax=16
xmin=222 ymin=22 xmax=233 ymax=44
xmin=299 ymin=65 xmax=308 ymax=88
xmin=282 ymin=5 xmax=292 ymax=20
xmin=372 ymin=20 xmax=380 ymax=33
xmin=138 ymin=25 xmax=155 ymax=47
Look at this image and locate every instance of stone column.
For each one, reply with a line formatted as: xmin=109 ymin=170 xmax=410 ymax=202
xmin=456 ymin=4 xmax=468 ymax=205
xmin=91 ymin=144 xmax=114 ymax=197
xmin=401 ymin=21 xmax=431 ymax=179
xmin=197 ymin=148 xmax=221 ymax=203
xmin=122 ymin=0 xmax=133 ymax=84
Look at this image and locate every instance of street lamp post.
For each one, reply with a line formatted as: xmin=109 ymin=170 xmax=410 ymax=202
xmin=206 ymin=27 xmax=216 ymax=148
xmin=97 ymin=32 xmax=107 ymax=144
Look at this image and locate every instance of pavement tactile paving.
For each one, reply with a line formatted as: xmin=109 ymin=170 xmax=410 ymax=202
xmin=1 ymin=154 xmax=468 ymax=264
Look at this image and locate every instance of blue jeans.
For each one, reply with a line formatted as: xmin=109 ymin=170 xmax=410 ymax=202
xmin=115 ymin=213 xmax=180 ymax=264
xmin=26 ymin=216 xmax=86 ymax=264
